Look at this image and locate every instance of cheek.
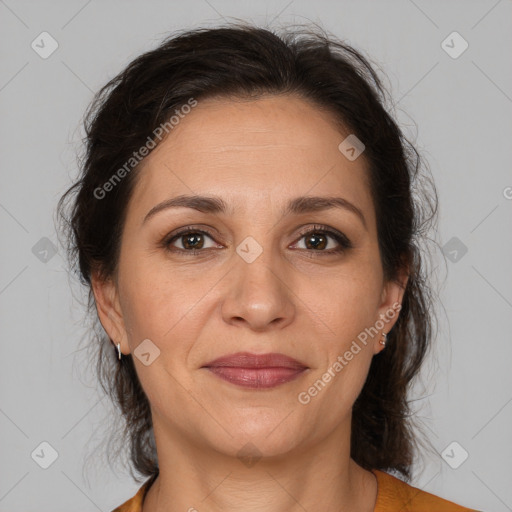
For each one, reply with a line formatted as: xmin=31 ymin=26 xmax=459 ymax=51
xmin=117 ymin=266 xmax=204 ymax=412
xmin=118 ymin=254 xmax=217 ymax=366
xmin=117 ymin=246 xmax=184 ymax=330
xmin=301 ymin=268 xmax=381 ymax=408
xmin=306 ymin=266 xmax=382 ymax=343
xmin=118 ymin=279 xmax=168 ymax=341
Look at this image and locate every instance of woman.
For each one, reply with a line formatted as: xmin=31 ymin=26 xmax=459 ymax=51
xmin=58 ymin=23 xmax=479 ymax=512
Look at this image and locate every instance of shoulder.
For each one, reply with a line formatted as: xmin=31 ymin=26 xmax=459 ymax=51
xmin=371 ymin=469 xmax=480 ymax=512
xmin=111 ymin=476 xmax=155 ymax=512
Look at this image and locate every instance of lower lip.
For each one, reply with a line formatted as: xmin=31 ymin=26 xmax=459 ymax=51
xmin=205 ymin=367 xmax=306 ymax=389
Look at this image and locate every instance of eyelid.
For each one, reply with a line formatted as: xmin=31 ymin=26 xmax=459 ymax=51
xmin=292 ymin=224 xmax=352 ymax=251
xmin=162 ymin=225 xmax=220 ymax=249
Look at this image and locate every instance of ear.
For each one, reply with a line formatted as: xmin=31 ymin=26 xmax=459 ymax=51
xmin=91 ymin=271 xmax=129 ymax=357
xmin=373 ymin=266 xmax=409 ymax=353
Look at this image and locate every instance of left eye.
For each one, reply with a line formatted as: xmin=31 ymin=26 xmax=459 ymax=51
xmin=292 ymin=228 xmax=351 ymax=253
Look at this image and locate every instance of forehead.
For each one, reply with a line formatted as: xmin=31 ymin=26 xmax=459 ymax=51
xmin=127 ymin=94 xmax=374 ymax=224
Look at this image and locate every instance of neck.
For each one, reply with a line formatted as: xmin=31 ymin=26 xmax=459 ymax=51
xmin=142 ymin=417 xmax=377 ymax=512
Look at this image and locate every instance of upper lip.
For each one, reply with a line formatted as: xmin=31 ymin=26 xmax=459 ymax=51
xmin=202 ymin=352 xmax=308 ymax=369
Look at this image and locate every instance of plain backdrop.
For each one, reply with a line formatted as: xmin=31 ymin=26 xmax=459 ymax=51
xmin=1 ymin=1 xmax=511 ymax=511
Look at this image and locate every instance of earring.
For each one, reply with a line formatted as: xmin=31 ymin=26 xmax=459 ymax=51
xmin=116 ymin=342 xmax=122 ymax=360
xmin=379 ymin=332 xmax=387 ymax=347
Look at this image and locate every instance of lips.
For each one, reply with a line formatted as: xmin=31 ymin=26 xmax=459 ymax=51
xmin=202 ymin=352 xmax=308 ymax=389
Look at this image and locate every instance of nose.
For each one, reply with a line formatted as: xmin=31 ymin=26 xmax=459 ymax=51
xmin=221 ymin=245 xmax=296 ymax=332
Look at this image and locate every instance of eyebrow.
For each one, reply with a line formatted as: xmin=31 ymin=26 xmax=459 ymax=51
xmin=143 ymin=194 xmax=367 ymax=230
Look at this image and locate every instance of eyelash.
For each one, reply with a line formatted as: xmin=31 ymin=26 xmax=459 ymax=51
xmin=162 ymin=224 xmax=352 ymax=257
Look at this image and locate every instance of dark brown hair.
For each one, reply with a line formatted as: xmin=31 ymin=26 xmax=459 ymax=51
xmin=57 ymin=22 xmax=439 ymax=483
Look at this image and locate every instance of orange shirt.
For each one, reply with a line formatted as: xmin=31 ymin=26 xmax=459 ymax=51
xmin=112 ymin=469 xmax=478 ymax=511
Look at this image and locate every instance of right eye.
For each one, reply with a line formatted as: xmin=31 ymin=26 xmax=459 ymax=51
xmin=163 ymin=227 xmax=222 ymax=254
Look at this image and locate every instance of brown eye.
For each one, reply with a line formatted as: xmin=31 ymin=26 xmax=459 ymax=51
xmin=292 ymin=225 xmax=353 ymax=254
xmin=304 ymin=233 xmax=328 ymax=250
xmin=164 ymin=229 xmax=219 ymax=253
xmin=180 ymin=232 xmax=205 ymax=250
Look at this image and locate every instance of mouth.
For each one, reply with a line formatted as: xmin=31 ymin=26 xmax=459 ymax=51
xmin=202 ymin=352 xmax=309 ymax=389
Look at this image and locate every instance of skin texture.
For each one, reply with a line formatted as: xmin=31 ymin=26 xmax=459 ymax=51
xmin=92 ymin=94 xmax=408 ymax=512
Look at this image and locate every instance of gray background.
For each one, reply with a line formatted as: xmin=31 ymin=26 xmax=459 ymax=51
xmin=1 ymin=0 xmax=511 ymax=511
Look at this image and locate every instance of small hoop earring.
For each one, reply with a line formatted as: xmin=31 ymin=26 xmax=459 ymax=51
xmin=116 ymin=342 xmax=122 ymax=360
xmin=379 ymin=332 xmax=387 ymax=347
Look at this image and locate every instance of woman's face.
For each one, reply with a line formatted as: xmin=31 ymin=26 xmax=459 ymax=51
xmin=94 ymin=94 xmax=406 ymax=459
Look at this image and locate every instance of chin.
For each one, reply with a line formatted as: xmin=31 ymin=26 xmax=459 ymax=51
xmin=216 ymin=434 xmax=302 ymax=464
xmin=206 ymin=411 xmax=307 ymax=461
